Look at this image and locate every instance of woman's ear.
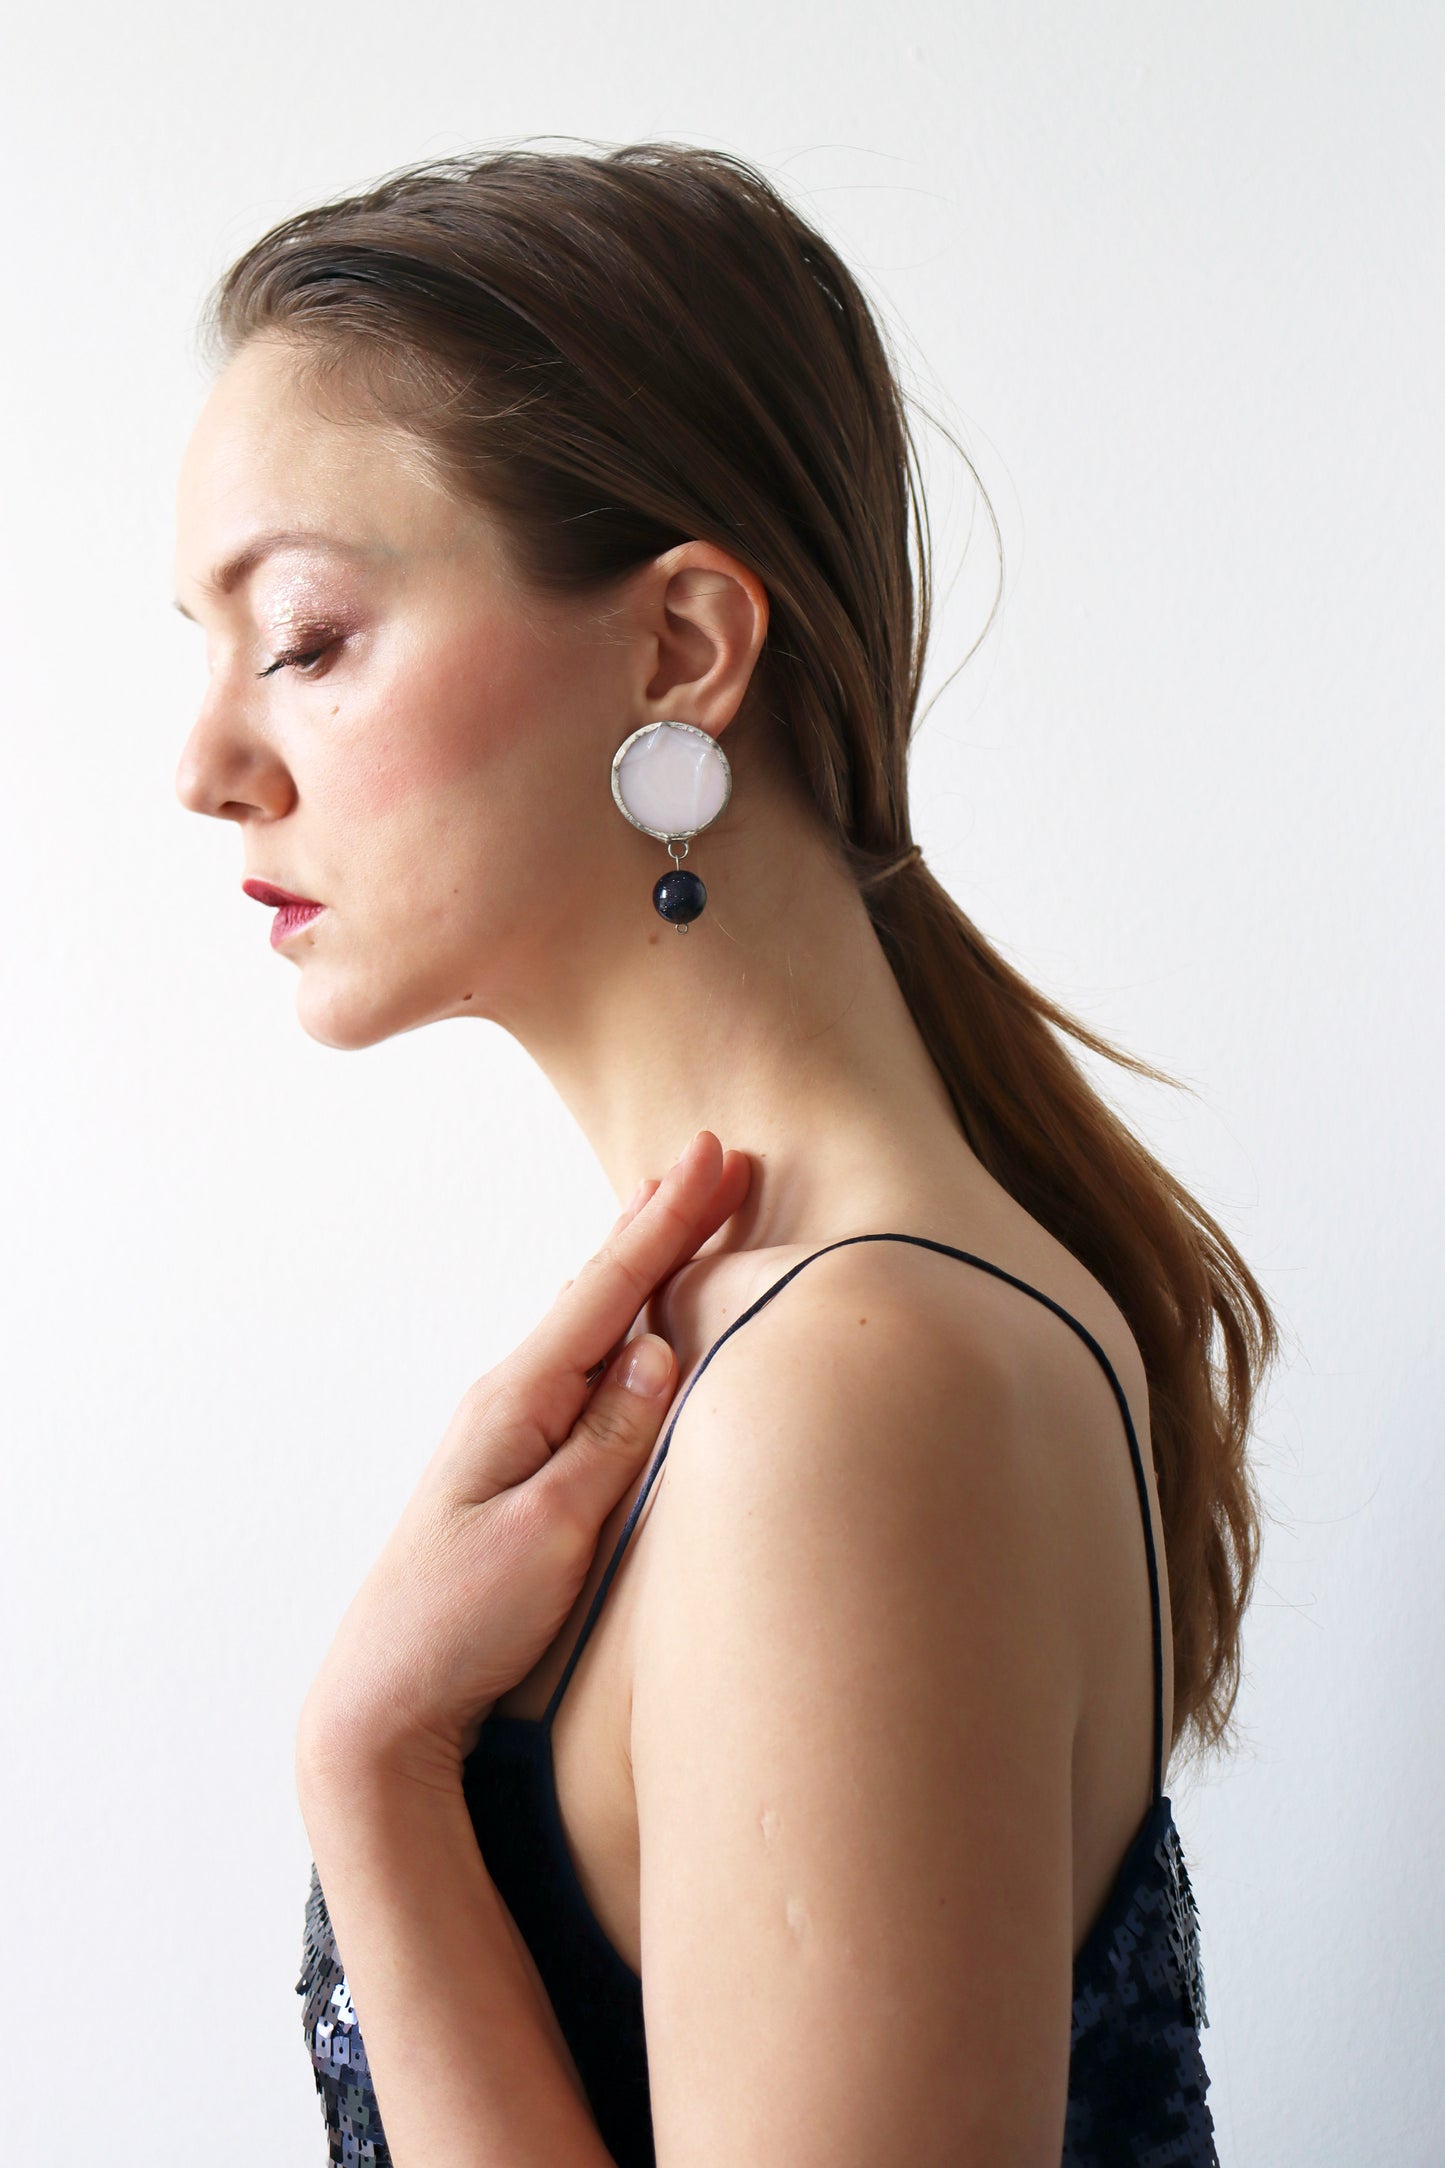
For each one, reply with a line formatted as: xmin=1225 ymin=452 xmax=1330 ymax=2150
xmin=637 ymin=541 xmax=770 ymax=738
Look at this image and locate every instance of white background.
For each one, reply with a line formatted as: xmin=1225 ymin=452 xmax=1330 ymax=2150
xmin=2 ymin=5 xmax=1440 ymax=2162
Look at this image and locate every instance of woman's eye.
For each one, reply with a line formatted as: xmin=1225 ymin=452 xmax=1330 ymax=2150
xmin=257 ymin=640 xmax=338 ymax=680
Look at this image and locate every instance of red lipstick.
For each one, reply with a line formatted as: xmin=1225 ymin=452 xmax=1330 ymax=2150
xmin=243 ymin=879 xmax=323 ymax=908
xmin=243 ymin=879 xmax=327 ymax=948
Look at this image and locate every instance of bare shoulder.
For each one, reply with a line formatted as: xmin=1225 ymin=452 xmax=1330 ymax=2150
xmin=641 ymin=1227 xmax=1150 ymax=1551
xmin=639 ymin=1231 xmax=1059 ymax=1605
xmin=635 ymin=1227 xmax=1165 ymax=1764
xmin=635 ymin=1230 xmax=1093 ymax=1705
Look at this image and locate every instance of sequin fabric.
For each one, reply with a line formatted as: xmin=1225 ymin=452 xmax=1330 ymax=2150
xmin=296 ymin=1862 xmax=393 ymax=2168
xmin=1062 ymin=1798 xmax=1217 ymax=2167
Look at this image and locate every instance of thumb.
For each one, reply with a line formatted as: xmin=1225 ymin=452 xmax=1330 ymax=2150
xmin=538 ymin=1333 xmax=676 ymax=1525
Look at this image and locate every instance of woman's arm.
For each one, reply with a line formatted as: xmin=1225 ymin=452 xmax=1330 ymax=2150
xmin=298 ymin=1754 xmax=618 ymax=2167
xmin=630 ymin=1244 xmax=1085 ymax=2168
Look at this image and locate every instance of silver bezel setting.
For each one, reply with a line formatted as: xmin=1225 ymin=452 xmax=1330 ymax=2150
xmin=610 ymin=719 xmax=732 ymax=843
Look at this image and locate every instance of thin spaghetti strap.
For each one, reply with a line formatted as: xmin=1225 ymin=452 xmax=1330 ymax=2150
xmin=542 ymin=1231 xmax=1167 ymax=1799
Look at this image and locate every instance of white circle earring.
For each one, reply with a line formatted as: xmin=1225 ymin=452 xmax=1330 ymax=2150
xmin=610 ymin=719 xmax=732 ymax=933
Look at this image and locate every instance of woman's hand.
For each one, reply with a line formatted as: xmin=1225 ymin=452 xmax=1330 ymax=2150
xmin=296 ymin=1128 xmax=751 ymax=1797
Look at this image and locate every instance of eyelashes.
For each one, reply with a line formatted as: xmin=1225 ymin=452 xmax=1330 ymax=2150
xmin=256 ymin=633 xmax=344 ymax=681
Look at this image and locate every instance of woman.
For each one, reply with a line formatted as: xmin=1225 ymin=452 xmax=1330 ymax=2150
xmin=172 ymin=140 xmax=1276 ymax=2166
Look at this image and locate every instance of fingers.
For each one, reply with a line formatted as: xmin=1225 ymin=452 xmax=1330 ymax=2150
xmin=603 ymin=1176 xmax=662 ymax=1242
xmin=566 ymin=1176 xmax=671 ymax=1368
xmin=532 ymin=1329 xmax=679 ymax=1531
xmin=508 ymin=1132 xmax=752 ymax=1435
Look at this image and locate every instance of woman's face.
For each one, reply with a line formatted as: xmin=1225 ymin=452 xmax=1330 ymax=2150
xmin=172 ymin=335 xmax=642 ymax=1048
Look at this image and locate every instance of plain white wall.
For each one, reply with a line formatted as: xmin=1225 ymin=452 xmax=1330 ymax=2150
xmin=2 ymin=5 xmax=1440 ymax=2161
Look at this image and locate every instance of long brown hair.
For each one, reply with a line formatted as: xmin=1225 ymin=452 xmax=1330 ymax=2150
xmin=197 ymin=138 xmax=1279 ymax=1759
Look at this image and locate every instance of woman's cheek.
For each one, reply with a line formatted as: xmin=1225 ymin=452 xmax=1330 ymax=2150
xmin=322 ymin=682 xmax=489 ymax=823
xmin=368 ymin=627 xmax=541 ymax=807
xmin=319 ymin=610 xmax=570 ymax=838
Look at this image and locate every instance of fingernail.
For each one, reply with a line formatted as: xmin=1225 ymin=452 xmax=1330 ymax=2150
xmin=617 ymin=1334 xmax=672 ymax=1397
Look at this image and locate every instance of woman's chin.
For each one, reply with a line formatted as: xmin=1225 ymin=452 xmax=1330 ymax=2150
xmin=293 ymin=977 xmax=415 ymax=1053
xmin=293 ymin=966 xmax=481 ymax=1051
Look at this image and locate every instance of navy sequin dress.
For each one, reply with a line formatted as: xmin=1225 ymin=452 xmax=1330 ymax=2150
xmin=298 ymin=1234 xmax=1218 ymax=2164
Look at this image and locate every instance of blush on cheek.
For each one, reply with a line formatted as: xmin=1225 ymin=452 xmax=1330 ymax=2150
xmin=343 ymin=741 xmax=433 ymax=820
xmin=326 ymin=611 xmax=557 ymax=832
xmin=329 ymin=695 xmax=484 ymax=822
xmin=371 ymin=629 xmax=539 ymax=806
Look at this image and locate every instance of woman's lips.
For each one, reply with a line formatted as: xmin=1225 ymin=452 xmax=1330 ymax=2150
xmin=270 ymin=900 xmax=327 ymax=948
xmin=243 ymin=878 xmax=323 ymax=908
xmin=241 ymin=879 xmax=327 ymax=949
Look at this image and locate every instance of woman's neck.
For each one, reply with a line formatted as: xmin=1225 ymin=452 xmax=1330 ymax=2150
xmin=502 ymin=783 xmax=978 ymax=1255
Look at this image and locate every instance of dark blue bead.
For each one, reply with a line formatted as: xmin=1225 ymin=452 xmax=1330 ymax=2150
xmin=652 ymin=869 xmax=707 ymax=924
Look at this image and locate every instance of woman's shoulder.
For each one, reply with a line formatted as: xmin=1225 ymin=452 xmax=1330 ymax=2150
xmin=657 ymin=1219 xmax=1152 ymax=1468
xmin=637 ymin=1222 xmax=1139 ymax=1636
xmin=632 ymin=1218 xmax=1164 ymax=1764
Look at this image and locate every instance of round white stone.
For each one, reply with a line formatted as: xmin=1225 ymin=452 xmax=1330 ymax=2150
xmin=615 ymin=723 xmax=729 ymax=839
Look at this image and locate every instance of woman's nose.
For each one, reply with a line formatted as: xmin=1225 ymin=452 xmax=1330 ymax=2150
xmin=174 ymin=695 xmax=290 ymax=823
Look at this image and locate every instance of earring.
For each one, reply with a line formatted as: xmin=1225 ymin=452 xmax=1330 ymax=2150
xmin=610 ymin=720 xmax=731 ymax=933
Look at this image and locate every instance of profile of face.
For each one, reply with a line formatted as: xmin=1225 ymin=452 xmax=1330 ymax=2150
xmin=173 ymin=336 xmax=768 ymax=1050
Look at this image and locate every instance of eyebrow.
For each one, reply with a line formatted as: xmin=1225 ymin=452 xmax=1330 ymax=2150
xmin=171 ymin=530 xmax=373 ymax=620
